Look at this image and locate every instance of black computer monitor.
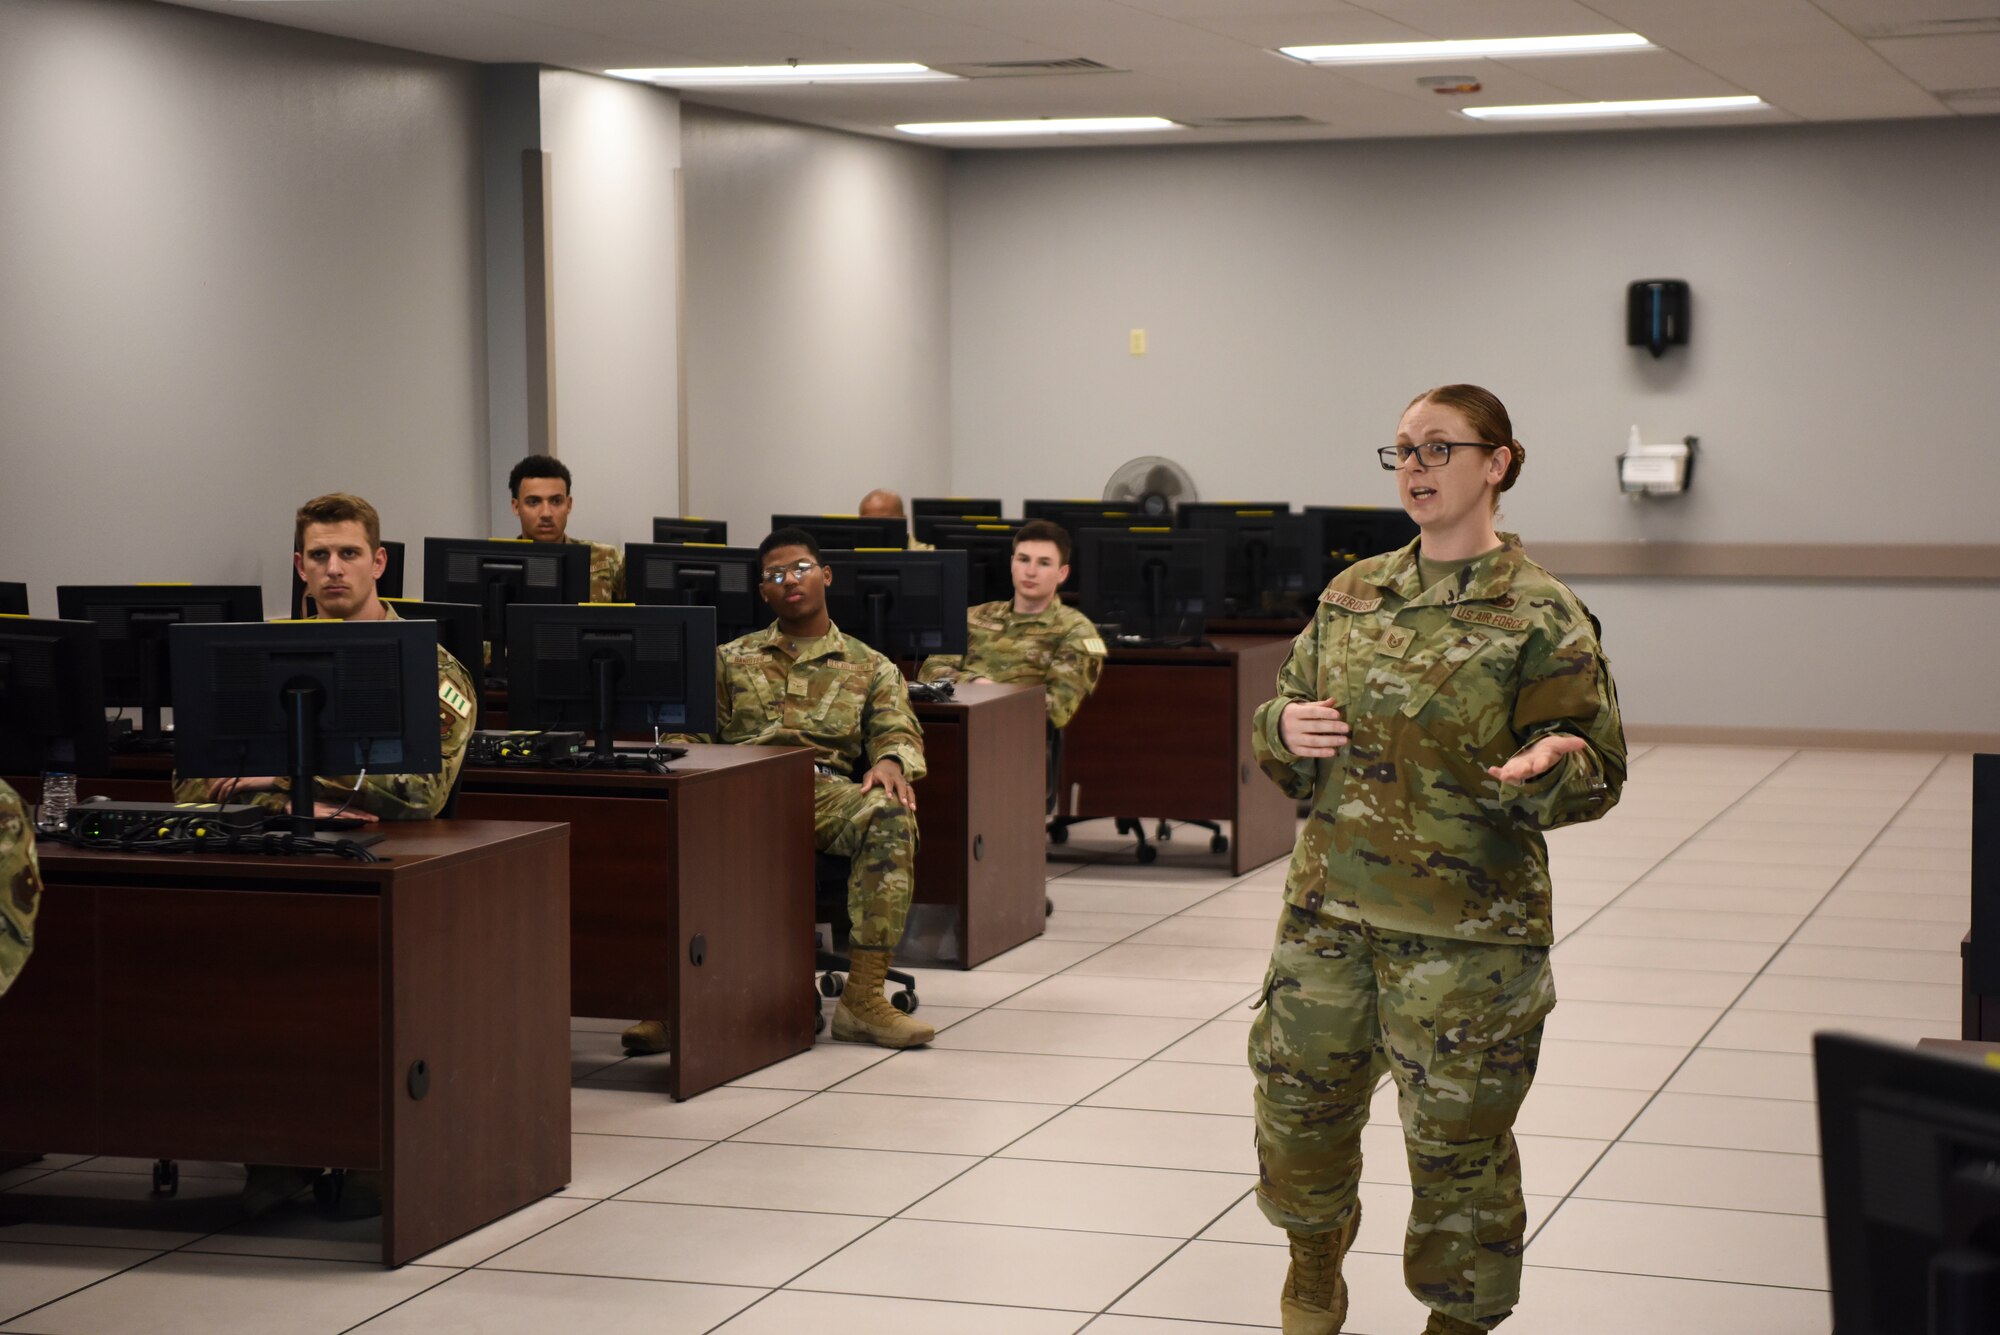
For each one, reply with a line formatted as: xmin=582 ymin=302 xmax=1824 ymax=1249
xmin=912 ymin=511 xmax=1013 ymax=545
xmin=932 ymin=525 xmax=1024 ymax=606
xmin=1077 ymin=527 xmax=1223 ymax=646
xmin=379 ymin=599 xmax=485 ymax=725
xmin=0 ymin=616 xmax=110 ymax=777
xmin=652 ymin=516 xmax=729 ymax=545
xmin=821 ymin=548 xmax=969 ymax=658
xmin=421 ymin=537 xmax=589 ymax=676
xmin=0 ymin=584 xmax=26 ymax=616
xmin=1177 ymin=506 xmax=1316 ymax=618
xmin=625 ymin=542 xmax=772 ymax=644
xmin=1305 ymin=505 xmax=1420 ymax=579
xmin=55 ymin=584 xmax=266 ymax=749
xmin=771 ymin=514 xmax=910 ymax=552
xmin=913 ymin=497 xmax=1003 ymax=518
xmin=290 ymin=539 xmax=405 ymax=619
xmin=506 ymin=604 xmax=718 ymax=764
xmin=1816 ymin=1032 xmax=2000 ymax=1334
xmin=169 ymin=618 xmax=441 ymax=843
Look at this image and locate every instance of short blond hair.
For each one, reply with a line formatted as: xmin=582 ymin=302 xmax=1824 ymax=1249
xmin=294 ymin=493 xmax=382 ymax=552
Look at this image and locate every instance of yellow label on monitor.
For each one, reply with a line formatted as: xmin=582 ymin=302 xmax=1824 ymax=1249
xmin=581 ymin=601 xmax=637 ymax=606
xmin=0 ymin=613 xmax=28 ymax=619
xmin=1235 ymin=509 xmax=1276 ymax=517
xmin=820 ymin=514 xmax=861 ymax=519
xmin=851 ymin=547 xmax=902 ymax=552
xmin=1130 ymin=526 xmax=1173 ymax=533
xmin=680 ymin=542 xmax=727 ymax=548
xmin=960 ymin=514 xmax=999 ymax=520
xmin=976 ymin=525 xmax=1012 ymax=532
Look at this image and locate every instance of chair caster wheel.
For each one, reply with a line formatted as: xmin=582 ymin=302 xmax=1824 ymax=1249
xmin=1211 ymin=834 xmax=1230 ymax=854
xmin=891 ymin=990 xmax=919 ymax=1015
xmin=151 ymin=1160 xmax=178 ymax=1197
xmin=819 ymin=972 xmax=845 ymax=998
xmin=312 ymin=1169 xmax=344 ymax=1208
xmin=1045 ymin=896 xmax=1054 ymax=917
xmin=1136 ymin=843 xmax=1159 ymax=865
xmin=1047 ymin=824 xmax=1068 ymax=845
xmin=1156 ymin=821 xmax=1172 ymax=841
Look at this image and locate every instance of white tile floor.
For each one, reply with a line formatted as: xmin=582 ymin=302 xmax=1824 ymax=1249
xmin=0 ymin=744 xmax=1973 ymax=1334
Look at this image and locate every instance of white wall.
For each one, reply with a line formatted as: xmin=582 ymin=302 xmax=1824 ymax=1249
xmin=680 ymin=104 xmax=950 ymax=546
xmin=0 ymin=0 xmax=486 ymax=616
xmin=523 ymin=69 xmax=681 ymax=546
xmin=947 ymin=119 xmax=2000 ymax=734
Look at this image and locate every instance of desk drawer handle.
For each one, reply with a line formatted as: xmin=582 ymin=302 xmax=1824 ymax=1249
xmin=689 ymin=934 xmax=707 ymax=966
xmin=407 ymin=1060 xmax=430 ymax=1101
xmin=973 ymin=835 xmax=984 ymax=862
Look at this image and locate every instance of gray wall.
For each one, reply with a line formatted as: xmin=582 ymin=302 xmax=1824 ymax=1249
xmin=526 ymin=69 xmax=682 ymax=546
xmin=947 ymin=120 xmax=2000 ymax=734
xmin=680 ymin=105 xmax=951 ymax=545
xmin=0 ymin=0 xmax=487 ymax=616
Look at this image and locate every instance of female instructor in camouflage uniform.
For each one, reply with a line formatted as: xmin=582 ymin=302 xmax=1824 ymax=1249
xmin=1249 ymin=384 xmax=1627 ymax=1335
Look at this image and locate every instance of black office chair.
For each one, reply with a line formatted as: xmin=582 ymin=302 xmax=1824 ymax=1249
xmin=814 ymin=851 xmax=920 ymax=1029
xmin=1046 ymin=724 xmax=1227 ymax=864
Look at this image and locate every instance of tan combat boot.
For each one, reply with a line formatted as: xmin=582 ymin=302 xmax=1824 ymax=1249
xmin=1422 ymin=1312 xmax=1503 ymax=1334
xmin=1282 ymin=1198 xmax=1361 ymax=1334
xmin=621 ymin=1020 xmax=669 ymax=1054
xmin=831 ymin=947 xmax=934 ymax=1048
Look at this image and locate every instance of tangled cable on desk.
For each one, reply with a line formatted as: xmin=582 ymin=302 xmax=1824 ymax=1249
xmin=39 ymin=826 xmax=381 ymax=863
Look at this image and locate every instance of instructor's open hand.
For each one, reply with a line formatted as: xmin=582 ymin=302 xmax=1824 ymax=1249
xmin=1488 ymin=733 xmax=1587 ymax=785
xmin=1279 ymin=699 xmax=1350 ymax=759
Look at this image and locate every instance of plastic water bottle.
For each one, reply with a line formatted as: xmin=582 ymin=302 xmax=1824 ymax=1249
xmin=37 ymin=772 xmax=76 ymax=833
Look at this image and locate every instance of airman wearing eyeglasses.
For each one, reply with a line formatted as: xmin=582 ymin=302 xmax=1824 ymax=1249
xmin=1249 ymin=386 xmax=1627 ymax=1335
xmin=620 ymin=526 xmax=932 ymax=1055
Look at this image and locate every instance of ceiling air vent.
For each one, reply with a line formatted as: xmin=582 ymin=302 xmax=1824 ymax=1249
xmin=930 ymin=57 xmax=1125 ymax=78
xmin=1855 ymin=17 xmax=2000 ymax=38
xmin=1185 ymin=114 xmax=1324 ymax=128
xmin=1939 ymin=85 xmax=2000 ymax=109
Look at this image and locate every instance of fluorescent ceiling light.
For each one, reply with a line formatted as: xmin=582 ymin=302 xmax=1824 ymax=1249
xmin=1461 ymin=94 xmax=1768 ymax=120
xmin=1282 ymin=33 xmax=1652 ymax=64
xmin=607 ymin=63 xmax=957 ymax=87
xmin=896 ymin=117 xmax=1178 ymax=137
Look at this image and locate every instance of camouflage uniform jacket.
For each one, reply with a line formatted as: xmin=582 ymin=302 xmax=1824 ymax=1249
xmin=495 ymin=534 xmax=626 ymax=603
xmin=688 ymin=622 xmax=926 ymax=782
xmin=174 ymin=603 xmax=478 ymax=820
xmin=1252 ymin=533 xmax=1626 ymax=946
xmin=917 ymin=600 xmax=1107 ymax=729
xmin=0 ymin=780 xmax=42 ymax=998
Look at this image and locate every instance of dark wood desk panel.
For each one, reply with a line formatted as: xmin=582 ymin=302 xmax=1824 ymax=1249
xmin=911 ymin=684 xmax=1047 ymax=968
xmin=1056 ymin=635 xmax=1296 ymax=876
xmin=456 ymin=743 xmax=815 ymax=1100
xmin=0 ymin=821 xmax=571 ymax=1267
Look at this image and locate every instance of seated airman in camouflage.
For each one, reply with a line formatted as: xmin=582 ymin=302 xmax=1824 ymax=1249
xmin=172 ymin=492 xmax=477 ymax=1219
xmin=503 ymin=454 xmax=625 ymax=602
xmin=858 ymin=487 xmax=933 ymax=551
xmin=621 ymin=526 xmax=932 ymax=1054
xmin=917 ymin=518 xmax=1106 ymax=730
xmin=0 ymin=779 xmax=43 ymax=999
xmin=175 ymin=493 xmax=477 ymax=822
xmin=1250 ymin=386 xmax=1626 ymax=1335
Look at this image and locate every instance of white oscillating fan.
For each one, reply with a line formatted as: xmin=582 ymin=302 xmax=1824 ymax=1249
xmin=1102 ymin=456 xmax=1198 ymax=519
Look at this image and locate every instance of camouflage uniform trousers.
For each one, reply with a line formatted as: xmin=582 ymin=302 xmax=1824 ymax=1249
xmin=814 ymin=772 xmax=917 ymax=950
xmin=1249 ymin=900 xmax=1556 ymax=1328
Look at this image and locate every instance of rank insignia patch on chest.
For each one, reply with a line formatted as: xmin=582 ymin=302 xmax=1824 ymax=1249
xmin=438 ymin=681 xmax=472 ymax=719
xmin=1451 ymin=605 xmax=1530 ymax=632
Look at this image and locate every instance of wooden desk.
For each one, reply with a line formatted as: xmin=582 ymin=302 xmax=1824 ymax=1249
xmin=1056 ymin=634 xmax=1297 ymax=876
xmin=909 ymin=683 xmax=1047 ymax=969
xmin=0 ymin=821 xmax=571 ymax=1267
xmin=455 ymin=743 xmax=815 ymax=1100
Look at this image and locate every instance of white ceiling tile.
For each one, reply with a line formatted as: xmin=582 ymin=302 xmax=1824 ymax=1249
xmin=1869 ymin=33 xmax=2000 ymax=88
xmin=157 ymin=0 xmax=1967 ymax=142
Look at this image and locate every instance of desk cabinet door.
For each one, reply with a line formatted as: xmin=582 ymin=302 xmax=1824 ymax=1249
xmin=0 ymin=886 xmax=102 ymax=1149
xmin=94 ymin=887 xmax=383 ymax=1168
